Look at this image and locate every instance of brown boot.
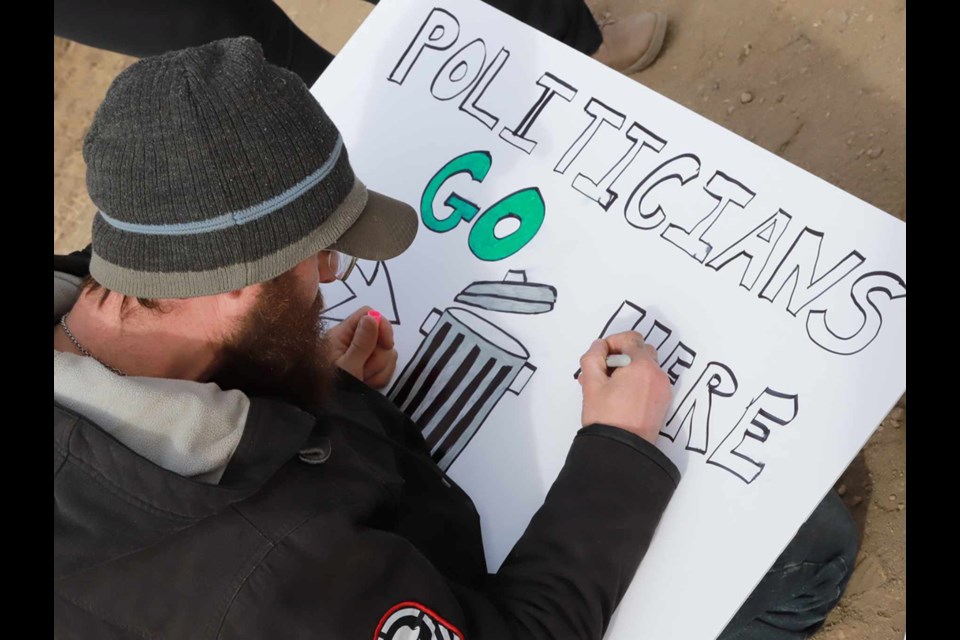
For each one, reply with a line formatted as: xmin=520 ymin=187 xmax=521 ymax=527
xmin=592 ymin=11 xmax=668 ymax=74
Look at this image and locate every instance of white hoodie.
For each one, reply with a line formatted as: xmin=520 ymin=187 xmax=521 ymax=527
xmin=53 ymin=271 xmax=247 ymax=484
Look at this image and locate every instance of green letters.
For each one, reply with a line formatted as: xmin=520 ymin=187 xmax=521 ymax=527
xmin=420 ymin=151 xmax=545 ymax=260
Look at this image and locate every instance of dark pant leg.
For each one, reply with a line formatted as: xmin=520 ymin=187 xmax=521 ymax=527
xmin=471 ymin=0 xmax=604 ymax=54
xmin=55 ymin=0 xmax=601 ymax=84
xmin=53 ymin=0 xmax=332 ymax=85
xmin=370 ymin=0 xmax=603 ymax=54
xmin=718 ymin=491 xmax=860 ymax=640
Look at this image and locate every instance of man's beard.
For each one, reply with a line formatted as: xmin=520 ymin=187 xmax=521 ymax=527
xmin=210 ymin=270 xmax=335 ymax=413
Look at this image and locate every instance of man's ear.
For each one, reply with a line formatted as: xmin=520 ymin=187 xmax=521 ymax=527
xmin=212 ymin=282 xmax=263 ymax=321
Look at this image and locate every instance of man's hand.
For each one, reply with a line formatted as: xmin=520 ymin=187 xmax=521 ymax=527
xmin=327 ymin=307 xmax=398 ymax=389
xmin=578 ymin=331 xmax=673 ymax=444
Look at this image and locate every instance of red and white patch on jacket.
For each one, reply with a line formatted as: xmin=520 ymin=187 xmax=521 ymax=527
xmin=374 ymin=601 xmax=464 ymax=640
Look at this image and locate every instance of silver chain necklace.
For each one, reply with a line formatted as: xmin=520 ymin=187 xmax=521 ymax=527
xmin=59 ymin=312 xmax=126 ymax=376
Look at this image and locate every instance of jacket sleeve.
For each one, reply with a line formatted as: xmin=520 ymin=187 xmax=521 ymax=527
xmin=352 ymin=364 xmax=681 ymax=638
xmin=220 ymin=375 xmax=680 ymax=640
xmin=459 ymin=424 xmax=680 ymax=638
xmin=347 ymin=369 xmax=682 ymax=638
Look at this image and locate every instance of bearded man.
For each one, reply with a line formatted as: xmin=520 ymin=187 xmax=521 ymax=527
xmin=54 ymin=38 xmax=858 ymax=640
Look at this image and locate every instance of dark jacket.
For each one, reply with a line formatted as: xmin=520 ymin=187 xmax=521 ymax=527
xmin=54 ymin=252 xmax=681 ymax=640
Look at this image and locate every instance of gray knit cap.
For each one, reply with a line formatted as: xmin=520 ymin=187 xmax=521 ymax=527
xmin=83 ymin=37 xmax=417 ymax=298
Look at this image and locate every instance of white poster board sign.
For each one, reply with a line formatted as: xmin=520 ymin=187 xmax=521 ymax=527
xmin=312 ymin=1 xmax=906 ymax=637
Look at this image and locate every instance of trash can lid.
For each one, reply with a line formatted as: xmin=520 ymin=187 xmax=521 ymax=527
xmin=455 ymin=270 xmax=557 ymax=315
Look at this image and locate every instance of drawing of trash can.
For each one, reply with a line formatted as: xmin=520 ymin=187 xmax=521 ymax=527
xmin=388 ymin=307 xmax=536 ymax=471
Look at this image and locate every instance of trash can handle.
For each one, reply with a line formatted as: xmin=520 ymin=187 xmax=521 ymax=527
xmin=420 ymin=308 xmax=443 ymax=336
xmin=508 ymin=362 xmax=536 ymax=395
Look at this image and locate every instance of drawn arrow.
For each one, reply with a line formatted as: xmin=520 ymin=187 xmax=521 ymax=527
xmin=319 ymin=259 xmax=401 ymax=325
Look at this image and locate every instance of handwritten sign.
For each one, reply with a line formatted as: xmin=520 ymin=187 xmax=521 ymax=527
xmin=312 ymin=1 xmax=906 ymax=637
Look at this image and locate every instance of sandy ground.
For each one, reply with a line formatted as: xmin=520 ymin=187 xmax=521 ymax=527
xmin=53 ymin=1 xmax=906 ymax=637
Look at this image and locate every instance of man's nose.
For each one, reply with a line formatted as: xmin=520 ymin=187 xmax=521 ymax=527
xmin=317 ymin=251 xmax=338 ymax=284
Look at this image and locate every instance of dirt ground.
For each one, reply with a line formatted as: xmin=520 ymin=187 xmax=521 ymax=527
xmin=53 ymin=1 xmax=906 ymax=637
